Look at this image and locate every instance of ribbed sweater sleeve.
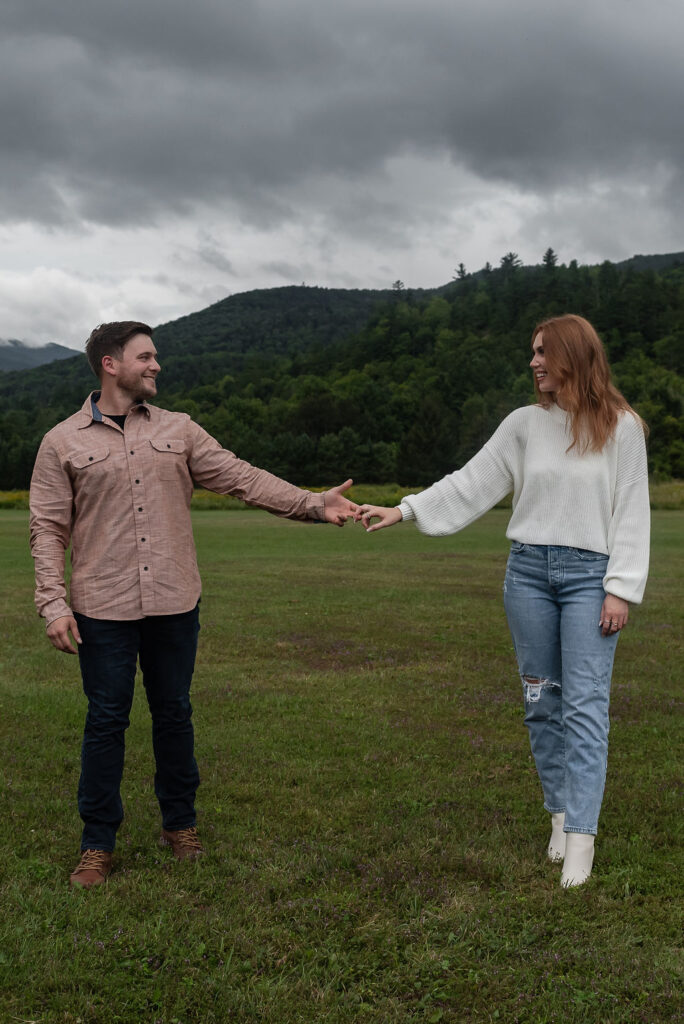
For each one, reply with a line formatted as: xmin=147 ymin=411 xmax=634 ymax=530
xmin=398 ymin=413 xmax=518 ymax=535
xmin=603 ymin=414 xmax=650 ymax=603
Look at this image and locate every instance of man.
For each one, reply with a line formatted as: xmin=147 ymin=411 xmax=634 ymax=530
xmin=29 ymin=321 xmax=357 ymax=889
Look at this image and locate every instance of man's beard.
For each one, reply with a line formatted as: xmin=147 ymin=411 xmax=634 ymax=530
xmin=118 ymin=372 xmax=156 ymax=403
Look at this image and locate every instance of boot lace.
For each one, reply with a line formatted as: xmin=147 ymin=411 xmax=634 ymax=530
xmin=77 ymin=849 xmax=110 ymax=872
xmin=165 ymin=827 xmax=202 ymax=851
xmin=172 ymin=826 xmax=203 ymax=852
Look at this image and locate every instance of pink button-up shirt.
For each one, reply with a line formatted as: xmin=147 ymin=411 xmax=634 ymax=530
xmin=29 ymin=394 xmax=326 ymax=623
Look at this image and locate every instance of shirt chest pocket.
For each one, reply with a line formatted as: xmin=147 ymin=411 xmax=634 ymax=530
xmin=150 ymin=438 xmax=188 ymax=480
xmin=69 ymin=447 xmax=114 ymax=492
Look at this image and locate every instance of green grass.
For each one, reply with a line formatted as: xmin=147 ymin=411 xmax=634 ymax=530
xmin=0 ymin=509 xmax=682 ymax=1023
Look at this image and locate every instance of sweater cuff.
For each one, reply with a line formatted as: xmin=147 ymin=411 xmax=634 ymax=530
xmin=398 ymin=501 xmax=414 ymax=521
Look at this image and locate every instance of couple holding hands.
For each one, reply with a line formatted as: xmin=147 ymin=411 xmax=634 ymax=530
xmin=30 ymin=314 xmax=649 ymax=890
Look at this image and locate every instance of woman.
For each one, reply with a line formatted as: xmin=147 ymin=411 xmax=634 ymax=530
xmin=356 ymin=314 xmax=650 ymax=888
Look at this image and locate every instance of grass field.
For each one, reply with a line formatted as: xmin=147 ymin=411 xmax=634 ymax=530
xmin=0 ymin=509 xmax=682 ymax=1023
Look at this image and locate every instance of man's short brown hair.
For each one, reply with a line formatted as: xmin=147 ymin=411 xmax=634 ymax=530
xmin=85 ymin=321 xmax=153 ymax=380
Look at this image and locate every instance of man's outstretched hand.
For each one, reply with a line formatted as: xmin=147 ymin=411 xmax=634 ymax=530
xmin=323 ymin=479 xmax=358 ymax=526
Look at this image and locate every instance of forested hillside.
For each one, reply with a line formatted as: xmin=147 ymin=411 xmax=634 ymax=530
xmin=1 ymin=256 xmax=682 ymax=488
xmin=0 ymin=286 xmax=399 ymax=486
xmin=0 ymin=340 xmax=79 ymax=372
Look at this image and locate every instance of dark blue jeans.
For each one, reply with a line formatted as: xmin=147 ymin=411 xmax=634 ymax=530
xmin=74 ymin=605 xmax=201 ymax=852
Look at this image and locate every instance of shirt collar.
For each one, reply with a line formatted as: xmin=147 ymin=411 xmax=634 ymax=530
xmin=79 ymin=391 xmax=151 ymax=426
xmin=90 ymin=392 xmax=104 ymax=422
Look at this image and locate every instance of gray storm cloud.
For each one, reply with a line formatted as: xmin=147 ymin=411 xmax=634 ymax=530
xmin=1 ymin=0 xmax=682 ymax=233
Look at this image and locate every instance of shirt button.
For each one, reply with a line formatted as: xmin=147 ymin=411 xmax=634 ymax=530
xmin=138 ymin=507 xmax=143 ymax=512
xmin=141 ymin=537 xmax=146 ymax=542
xmin=135 ymin=478 xmax=140 ymax=484
xmin=130 ymin=450 xmax=135 ymax=455
xmin=143 ymin=566 xmax=148 ymax=571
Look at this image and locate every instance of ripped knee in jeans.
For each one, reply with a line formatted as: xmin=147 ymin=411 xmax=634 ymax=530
xmin=522 ymin=675 xmax=561 ymax=703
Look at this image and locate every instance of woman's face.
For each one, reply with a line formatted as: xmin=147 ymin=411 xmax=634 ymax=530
xmin=530 ymin=332 xmax=562 ymax=394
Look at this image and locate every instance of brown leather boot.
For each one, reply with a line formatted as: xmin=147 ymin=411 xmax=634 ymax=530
xmin=69 ymin=849 xmax=113 ymax=889
xmin=160 ymin=826 xmax=204 ymax=861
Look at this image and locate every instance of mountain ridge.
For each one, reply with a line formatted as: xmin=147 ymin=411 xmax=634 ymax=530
xmin=1 ymin=250 xmax=681 ymax=487
xmin=3 ymin=249 xmax=684 ymax=374
xmin=0 ymin=338 xmax=80 ymax=372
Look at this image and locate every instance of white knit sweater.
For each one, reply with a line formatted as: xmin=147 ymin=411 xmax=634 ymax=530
xmin=398 ymin=403 xmax=650 ymax=603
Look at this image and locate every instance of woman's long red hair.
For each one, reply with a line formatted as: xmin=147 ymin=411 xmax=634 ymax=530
xmin=532 ymin=314 xmax=646 ymax=452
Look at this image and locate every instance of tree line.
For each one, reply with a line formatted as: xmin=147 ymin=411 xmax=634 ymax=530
xmin=0 ymin=255 xmax=682 ymax=489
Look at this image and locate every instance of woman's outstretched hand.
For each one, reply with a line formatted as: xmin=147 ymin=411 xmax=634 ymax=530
xmin=354 ymin=504 xmax=403 ymax=533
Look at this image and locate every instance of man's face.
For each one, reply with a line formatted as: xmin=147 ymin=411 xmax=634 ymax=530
xmin=111 ymin=333 xmax=160 ymax=401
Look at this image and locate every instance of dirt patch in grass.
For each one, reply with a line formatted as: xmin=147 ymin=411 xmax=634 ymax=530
xmin=275 ymin=633 xmax=414 ymax=671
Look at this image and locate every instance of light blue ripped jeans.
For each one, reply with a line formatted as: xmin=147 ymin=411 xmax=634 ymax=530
xmin=503 ymin=543 xmax=620 ymax=835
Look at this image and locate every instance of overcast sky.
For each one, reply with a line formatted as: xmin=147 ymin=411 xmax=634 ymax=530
xmin=1 ymin=0 xmax=682 ymax=349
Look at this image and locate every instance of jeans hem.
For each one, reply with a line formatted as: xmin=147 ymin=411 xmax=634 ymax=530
xmin=80 ymin=844 xmax=114 ymax=853
xmin=544 ymin=804 xmax=566 ymax=814
xmin=563 ymin=826 xmax=597 ymax=836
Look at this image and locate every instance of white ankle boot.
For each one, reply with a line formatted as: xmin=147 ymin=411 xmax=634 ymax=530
xmin=561 ymin=833 xmax=595 ymax=887
xmin=548 ymin=812 xmax=566 ymax=862
xmin=544 ymin=811 xmax=565 ymax=860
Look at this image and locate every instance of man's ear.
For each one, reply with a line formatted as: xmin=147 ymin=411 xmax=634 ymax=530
xmin=101 ymin=354 xmax=118 ymax=378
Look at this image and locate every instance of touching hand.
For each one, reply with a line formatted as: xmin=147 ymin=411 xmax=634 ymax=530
xmin=323 ymin=479 xmax=358 ymax=527
xmin=46 ymin=615 xmax=82 ymax=654
xmin=355 ymin=504 xmax=403 ymax=533
xmin=599 ymin=595 xmax=629 ymax=637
